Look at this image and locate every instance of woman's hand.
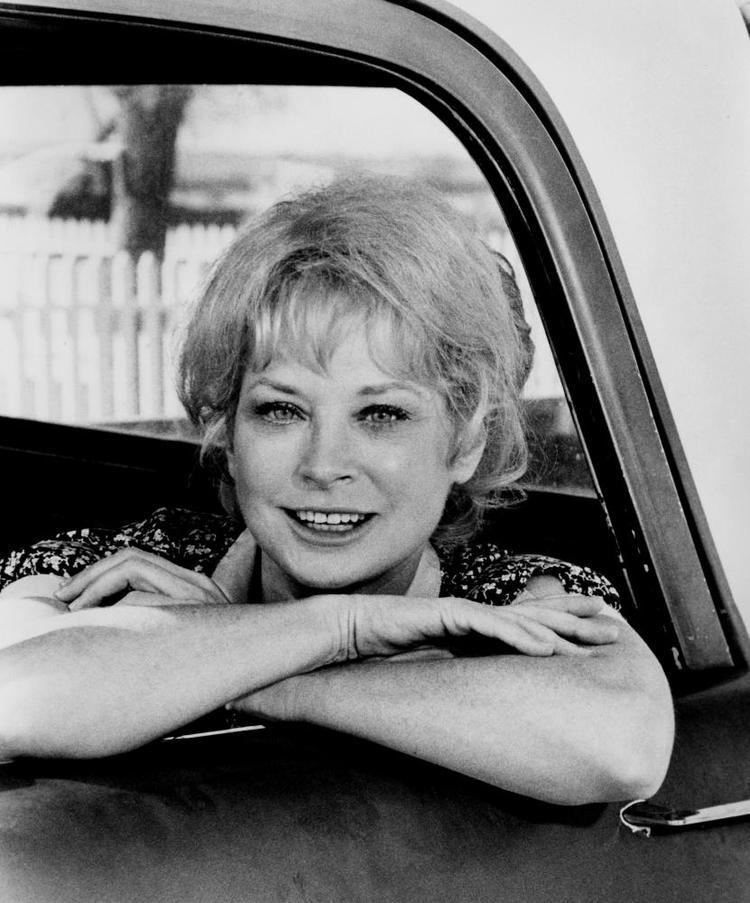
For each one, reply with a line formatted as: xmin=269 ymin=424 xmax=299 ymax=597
xmin=508 ymin=593 xmax=621 ymax=654
xmin=54 ymin=530 xmax=256 ymax=611
xmin=389 ymin=594 xmax=619 ymax=659
xmin=336 ymin=592 xmax=618 ymax=662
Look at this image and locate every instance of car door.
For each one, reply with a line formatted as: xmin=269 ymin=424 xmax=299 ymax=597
xmin=1 ymin=2 xmax=749 ymax=901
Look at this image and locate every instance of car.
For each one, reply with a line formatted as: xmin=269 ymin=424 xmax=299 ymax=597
xmin=0 ymin=1 xmax=749 ymax=901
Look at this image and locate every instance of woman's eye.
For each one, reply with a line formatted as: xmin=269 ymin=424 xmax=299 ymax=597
xmin=360 ymin=405 xmax=410 ymax=426
xmin=253 ymin=401 xmax=303 ymax=424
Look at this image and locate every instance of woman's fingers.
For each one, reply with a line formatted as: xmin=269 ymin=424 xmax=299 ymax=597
xmin=463 ymin=610 xmax=557 ymax=656
xmin=54 ymin=548 xmax=222 ymax=610
xmin=441 ymin=599 xmax=566 ymax=656
xmin=514 ymin=605 xmax=620 ymax=646
xmin=54 ymin=547 xmax=186 ymax=599
xmin=513 ymin=592 xmax=605 ymax=616
xmin=211 ymin=529 xmax=257 ymax=604
xmin=69 ymin=562 xmax=215 ymax=610
xmin=348 ymin=594 xmax=619 ymax=661
xmin=442 ymin=600 xmax=619 ymax=656
xmin=54 ymin=533 xmax=257 ymax=612
xmin=351 ymin=595 xmax=557 ymax=659
xmin=513 ymin=593 xmax=622 ymax=646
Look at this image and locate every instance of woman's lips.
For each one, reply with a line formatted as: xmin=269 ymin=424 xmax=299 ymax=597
xmin=284 ymin=509 xmax=374 ymax=533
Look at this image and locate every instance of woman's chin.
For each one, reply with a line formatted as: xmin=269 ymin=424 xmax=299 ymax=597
xmin=256 ymin=521 xmax=428 ymax=600
xmin=276 ymin=551 xmax=423 ymax=599
xmin=257 ymin=550 xmax=377 ymax=599
xmin=286 ymin=567 xmax=381 ymax=596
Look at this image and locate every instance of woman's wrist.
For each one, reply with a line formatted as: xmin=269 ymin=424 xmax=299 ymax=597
xmin=303 ymin=593 xmax=355 ymax=667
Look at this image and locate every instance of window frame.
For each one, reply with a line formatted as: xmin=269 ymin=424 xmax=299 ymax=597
xmin=0 ymin=0 xmax=742 ymax=679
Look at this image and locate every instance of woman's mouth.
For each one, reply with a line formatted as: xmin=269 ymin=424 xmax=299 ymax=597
xmin=285 ymin=509 xmax=373 ymax=533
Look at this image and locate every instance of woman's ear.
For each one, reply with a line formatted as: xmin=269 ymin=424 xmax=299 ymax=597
xmin=449 ymin=411 xmax=487 ymax=485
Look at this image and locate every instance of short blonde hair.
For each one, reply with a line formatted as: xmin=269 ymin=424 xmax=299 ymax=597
xmin=178 ymin=175 xmax=529 ymax=547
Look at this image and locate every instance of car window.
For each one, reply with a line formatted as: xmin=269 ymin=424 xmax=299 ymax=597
xmin=0 ymin=84 xmax=592 ymax=493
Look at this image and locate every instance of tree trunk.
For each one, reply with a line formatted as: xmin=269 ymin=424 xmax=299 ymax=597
xmin=110 ymin=86 xmax=192 ymax=261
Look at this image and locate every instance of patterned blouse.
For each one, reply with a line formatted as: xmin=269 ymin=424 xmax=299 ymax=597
xmin=0 ymin=506 xmax=620 ymax=610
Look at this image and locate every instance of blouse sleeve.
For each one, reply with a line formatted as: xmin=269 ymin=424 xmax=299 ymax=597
xmin=0 ymin=507 xmax=239 ymax=592
xmin=440 ymin=543 xmax=621 ymax=613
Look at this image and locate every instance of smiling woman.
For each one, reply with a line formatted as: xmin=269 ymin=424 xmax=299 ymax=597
xmin=0 ymin=175 xmax=673 ymax=805
xmin=227 ymin=338 xmax=465 ymax=599
xmin=180 ymin=176 xmax=518 ymax=597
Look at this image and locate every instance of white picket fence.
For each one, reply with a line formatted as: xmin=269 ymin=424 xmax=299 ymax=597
xmin=0 ymin=216 xmax=237 ymax=423
xmin=0 ymin=215 xmax=237 ymax=259
xmin=0 ymin=215 xmax=561 ymax=426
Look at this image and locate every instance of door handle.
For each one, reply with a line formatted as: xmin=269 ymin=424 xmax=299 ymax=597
xmin=620 ymin=798 xmax=750 ymax=837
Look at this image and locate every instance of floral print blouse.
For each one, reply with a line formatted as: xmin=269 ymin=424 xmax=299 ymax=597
xmin=0 ymin=506 xmax=620 ymax=610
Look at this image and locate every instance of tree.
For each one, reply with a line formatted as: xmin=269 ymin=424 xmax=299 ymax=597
xmin=46 ymin=86 xmax=192 ymax=260
xmin=108 ymin=86 xmax=193 ymax=261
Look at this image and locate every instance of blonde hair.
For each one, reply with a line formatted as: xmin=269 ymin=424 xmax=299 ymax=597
xmin=178 ymin=175 xmax=530 ymax=547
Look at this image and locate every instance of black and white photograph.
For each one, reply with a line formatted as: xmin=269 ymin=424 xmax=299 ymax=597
xmin=0 ymin=1 xmax=749 ymax=901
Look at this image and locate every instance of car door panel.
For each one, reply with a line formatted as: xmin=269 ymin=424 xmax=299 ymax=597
xmin=2 ymin=718 xmax=750 ymax=903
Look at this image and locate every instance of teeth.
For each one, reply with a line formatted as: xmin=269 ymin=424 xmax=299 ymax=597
xmin=295 ymin=510 xmax=366 ymax=526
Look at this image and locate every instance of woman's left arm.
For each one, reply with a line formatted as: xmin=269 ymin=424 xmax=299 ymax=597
xmin=232 ymin=596 xmax=674 ymax=806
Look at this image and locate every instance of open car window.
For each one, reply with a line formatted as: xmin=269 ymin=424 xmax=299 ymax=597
xmin=0 ymin=0 xmax=742 ymax=681
xmin=0 ymin=83 xmax=592 ymax=495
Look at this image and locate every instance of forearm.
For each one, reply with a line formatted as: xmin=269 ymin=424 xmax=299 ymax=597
xmin=284 ymin=632 xmax=674 ymax=805
xmin=0 ymin=596 xmax=342 ymax=759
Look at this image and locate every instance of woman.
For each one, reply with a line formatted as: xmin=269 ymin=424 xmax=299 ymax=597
xmin=0 ymin=177 xmax=673 ymax=805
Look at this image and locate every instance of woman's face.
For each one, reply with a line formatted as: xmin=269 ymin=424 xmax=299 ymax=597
xmin=227 ymin=328 xmax=483 ymax=600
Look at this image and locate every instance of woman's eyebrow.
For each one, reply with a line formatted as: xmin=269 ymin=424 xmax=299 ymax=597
xmin=358 ymin=382 xmax=426 ymax=398
xmin=246 ymin=378 xmax=299 ymax=395
xmin=247 ymin=377 xmax=426 ymax=398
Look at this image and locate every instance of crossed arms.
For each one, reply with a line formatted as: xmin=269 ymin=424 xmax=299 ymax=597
xmin=0 ymin=536 xmax=674 ymax=805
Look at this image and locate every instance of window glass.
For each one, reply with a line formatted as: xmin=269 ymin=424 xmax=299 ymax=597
xmin=0 ymin=84 xmax=592 ymax=493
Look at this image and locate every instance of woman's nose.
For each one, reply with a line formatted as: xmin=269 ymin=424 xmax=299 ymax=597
xmin=296 ymin=420 xmax=355 ymax=488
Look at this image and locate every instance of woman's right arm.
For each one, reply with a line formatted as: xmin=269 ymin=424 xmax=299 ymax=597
xmin=0 ymin=532 xmax=355 ymax=758
xmin=0 ymin=583 xmax=346 ymax=760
